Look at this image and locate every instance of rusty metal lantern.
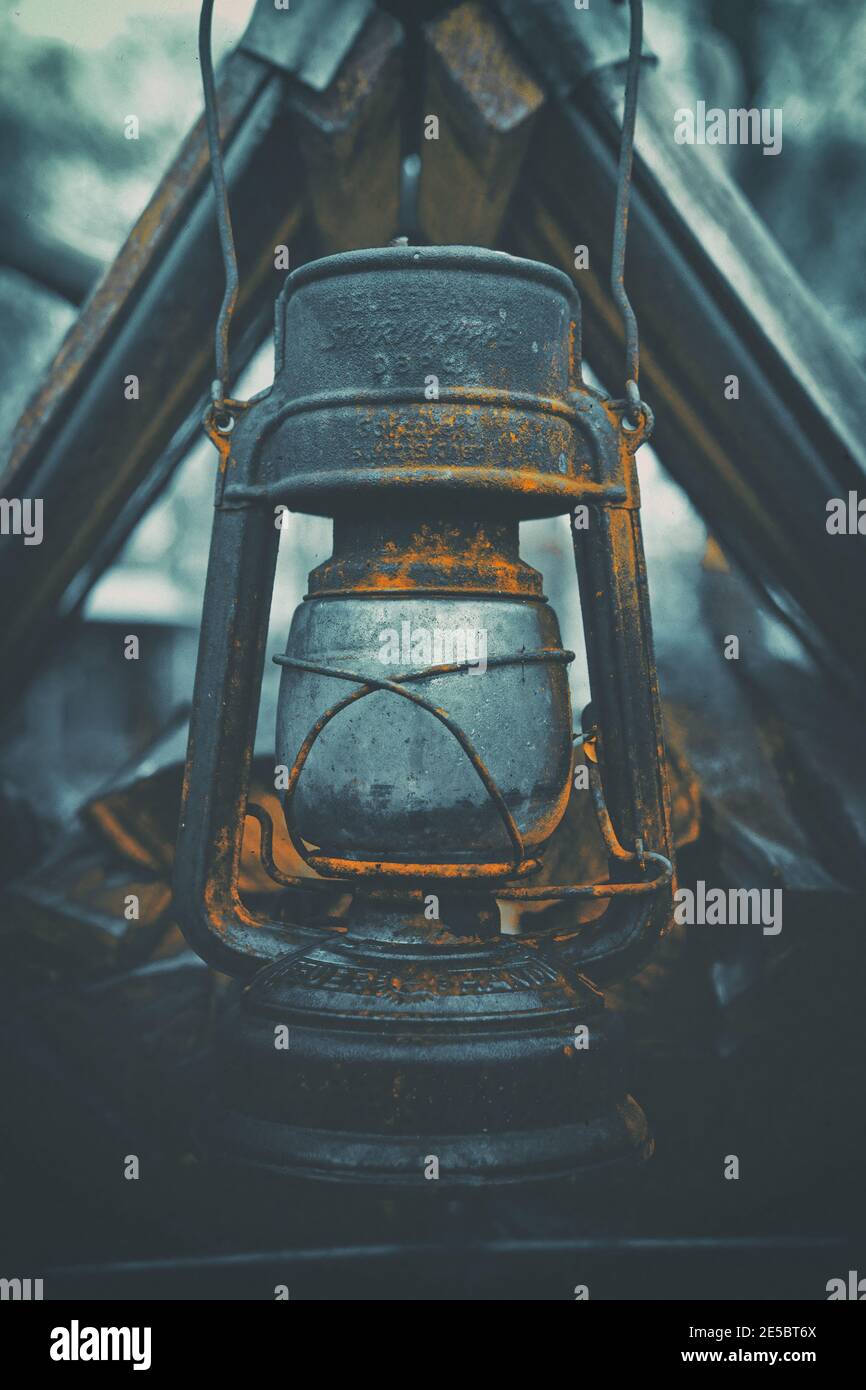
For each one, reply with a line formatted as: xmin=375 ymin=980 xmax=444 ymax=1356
xmin=174 ymin=241 xmax=674 ymax=1183
xmin=173 ymin=0 xmax=673 ymax=1184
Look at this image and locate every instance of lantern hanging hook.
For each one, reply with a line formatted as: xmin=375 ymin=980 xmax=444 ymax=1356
xmin=199 ymin=0 xmax=239 ymax=431
xmin=610 ymin=0 xmax=651 ymax=433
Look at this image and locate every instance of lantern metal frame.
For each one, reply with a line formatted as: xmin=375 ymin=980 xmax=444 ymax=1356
xmin=173 ymin=245 xmax=673 ymax=985
xmin=170 ymin=1 xmax=674 ymax=1186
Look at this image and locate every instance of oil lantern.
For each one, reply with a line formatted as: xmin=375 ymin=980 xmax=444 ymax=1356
xmin=173 ymin=243 xmax=674 ymax=1183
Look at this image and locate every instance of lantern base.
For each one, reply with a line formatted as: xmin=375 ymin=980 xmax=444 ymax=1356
xmin=200 ymin=890 xmax=652 ymax=1186
xmin=204 ymin=1097 xmax=652 ymax=1187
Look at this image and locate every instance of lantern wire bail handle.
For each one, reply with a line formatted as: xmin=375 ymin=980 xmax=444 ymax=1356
xmin=198 ymin=0 xmax=650 ymax=441
xmin=610 ymin=0 xmax=652 ymax=437
xmin=199 ymin=0 xmax=239 ymax=436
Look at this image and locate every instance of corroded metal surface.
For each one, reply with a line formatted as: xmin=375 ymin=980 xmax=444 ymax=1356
xmin=277 ymin=595 xmax=573 ymax=864
xmin=174 ymin=245 xmax=673 ymax=1182
xmin=225 ymin=245 xmax=630 ymax=513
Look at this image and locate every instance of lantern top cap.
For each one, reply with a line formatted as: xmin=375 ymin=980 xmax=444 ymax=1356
xmin=280 ymin=243 xmax=578 ymax=305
